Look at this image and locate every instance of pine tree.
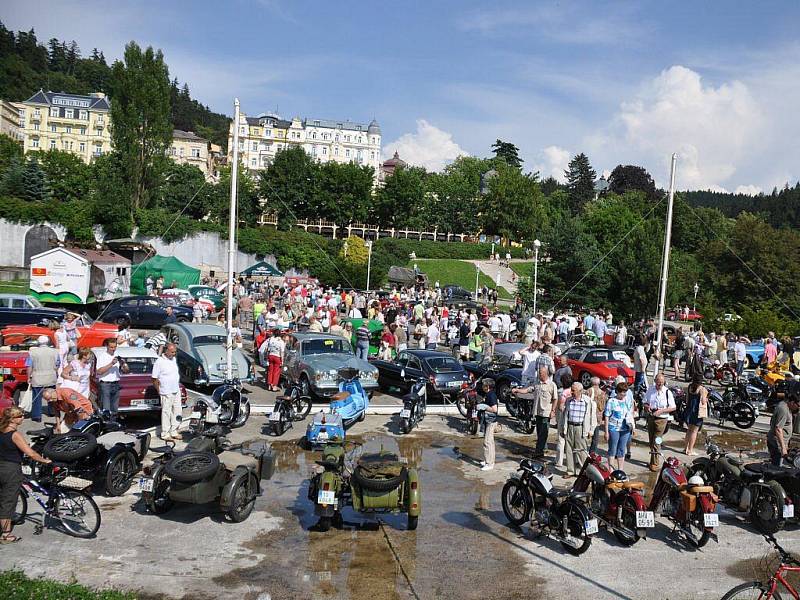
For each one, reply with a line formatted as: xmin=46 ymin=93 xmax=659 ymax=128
xmin=564 ymin=153 xmax=596 ymax=214
xmin=490 ymin=139 xmax=523 ymax=169
xmin=0 ymin=156 xmax=25 ymax=198
xmin=21 ymin=157 xmax=49 ymax=201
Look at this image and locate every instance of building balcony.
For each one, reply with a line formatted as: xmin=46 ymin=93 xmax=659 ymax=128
xmin=30 ymin=113 xmax=41 ymax=121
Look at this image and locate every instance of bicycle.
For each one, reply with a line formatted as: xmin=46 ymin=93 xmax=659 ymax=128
xmin=13 ymin=460 xmax=101 ymax=539
xmin=721 ymin=534 xmax=800 ymax=599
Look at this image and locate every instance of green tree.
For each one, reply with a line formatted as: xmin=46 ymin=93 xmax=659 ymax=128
xmin=109 ymin=41 xmax=172 ymax=217
xmin=21 ymin=157 xmax=49 ymax=201
xmin=564 ymin=153 xmax=596 ymax=214
xmin=480 ymin=162 xmax=546 ymax=243
xmin=157 ymin=161 xmax=209 ymax=219
xmin=608 ymin=164 xmax=658 ymax=200
xmin=425 ymin=155 xmax=491 ymax=234
xmin=0 ymin=155 xmax=25 ymax=197
xmin=0 ymin=133 xmax=23 ymax=174
xmin=210 ymin=163 xmax=261 ymax=226
xmin=314 ymin=161 xmax=374 ymax=229
xmin=89 ymin=152 xmax=132 ymax=238
xmin=259 ymin=145 xmax=317 ymax=228
xmin=30 ymin=149 xmax=90 ymax=202
xmin=490 ymin=139 xmax=522 ymax=169
xmin=373 ymin=165 xmax=427 ymax=229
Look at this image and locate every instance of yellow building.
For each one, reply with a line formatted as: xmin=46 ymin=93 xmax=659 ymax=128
xmin=168 ymin=129 xmax=218 ymax=181
xmin=20 ymin=89 xmax=112 ymax=162
xmin=0 ymin=100 xmax=25 ymax=143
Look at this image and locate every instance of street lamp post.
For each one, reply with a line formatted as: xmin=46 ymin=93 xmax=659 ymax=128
xmin=532 ymin=239 xmax=541 ymax=315
xmin=365 ymin=240 xmax=373 ymax=292
xmin=693 ymin=282 xmax=699 ymax=312
xmin=475 ymin=264 xmax=480 ymax=301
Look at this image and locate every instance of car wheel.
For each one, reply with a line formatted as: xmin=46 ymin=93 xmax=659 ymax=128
xmin=176 ymin=316 xmax=190 ymax=323
xmin=300 ymin=376 xmax=311 ymax=398
xmin=745 ymin=355 xmax=754 ymax=369
xmin=579 ymin=371 xmax=592 ymax=389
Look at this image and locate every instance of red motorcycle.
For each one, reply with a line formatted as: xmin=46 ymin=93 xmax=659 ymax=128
xmin=572 ymin=452 xmax=653 ymax=546
xmin=702 ymin=358 xmax=737 ymax=386
xmin=459 ymin=381 xmax=480 ymax=436
xmin=648 ymin=454 xmax=718 ymax=548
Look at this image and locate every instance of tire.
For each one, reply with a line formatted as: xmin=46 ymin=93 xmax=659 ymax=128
xmin=232 ymin=398 xmax=250 ymax=428
xmin=408 ymin=515 xmax=418 ymax=531
xmin=720 ymin=368 xmax=736 ymax=386
xmin=104 ymin=452 xmax=137 ymax=497
xmin=579 ymin=371 xmax=592 ymax=389
xmin=498 ymin=382 xmax=516 ymax=416
xmin=721 ymin=582 xmax=781 ymax=600
xmin=13 ymin=490 xmax=27 ymax=525
xmin=521 ymin=414 xmax=535 ymax=435
xmin=54 ymin=489 xmax=101 ymax=538
xmin=42 ymin=432 xmax=97 ymax=462
xmin=351 ymin=466 xmax=408 ymax=492
xmin=612 ymin=496 xmax=640 ymax=547
xmin=400 ymin=418 xmax=410 ymax=434
xmin=226 ymin=472 xmax=258 ymax=523
xmin=144 ymin=465 xmax=173 ymax=515
xmin=468 ymin=419 xmax=478 ymax=436
xmin=293 ymin=396 xmax=312 ymax=420
xmin=271 ymin=415 xmax=285 ymax=437
xmin=358 ymin=410 xmax=366 ymax=422
xmin=731 ymin=403 xmax=756 ymax=429
xmin=745 ymin=355 xmax=754 ymax=370
xmin=685 ymin=505 xmax=711 ymax=548
xmin=164 ymin=451 xmax=220 ymax=483
xmin=456 ymin=394 xmax=468 ymax=417
xmin=751 ymin=488 xmax=784 ymax=534
xmin=501 ymin=479 xmax=532 ymax=527
xmin=300 ymin=376 xmax=311 ymax=398
xmin=558 ymin=501 xmax=592 ymax=556
xmin=176 ymin=316 xmax=190 ymax=323
xmin=317 ymin=516 xmax=331 ymax=532
xmin=703 ymin=367 xmax=715 ymax=382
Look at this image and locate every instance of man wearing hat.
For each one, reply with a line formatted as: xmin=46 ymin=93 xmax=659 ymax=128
xmin=24 ymin=335 xmax=59 ymax=422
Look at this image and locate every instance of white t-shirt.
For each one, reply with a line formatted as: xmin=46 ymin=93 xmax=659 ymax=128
xmin=152 ymin=355 xmax=181 ymax=394
xmin=488 ymin=315 xmax=502 ymax=333
xmin=734 ymin=342 xmax=747 ymax=361
xmin=267 ymin=337 xmax=285 ymax=357
xmin=95 ymin=349 xmax=121 ymax=382
xmin=521 ymin=348 xmax=540 ymax=383
xmin=426 ymin=324 xmax=440 ymax=346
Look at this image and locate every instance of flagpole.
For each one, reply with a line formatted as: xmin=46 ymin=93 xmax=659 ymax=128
xmin=226 ymin=98 xmax=240 ymax=380
xmin=652 ymin=153 xmax=677 ymax=377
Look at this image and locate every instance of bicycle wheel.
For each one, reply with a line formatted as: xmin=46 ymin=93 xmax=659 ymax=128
xmin=53 ymin=489 xmax=101 ymax=538
xmin=721 ymin=582 xmax=780 ymax=599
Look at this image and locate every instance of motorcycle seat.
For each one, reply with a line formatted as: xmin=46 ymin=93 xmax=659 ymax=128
xmin=621 ymin=481 xmax=645 ymax=490
xmin=219 ymin=450 xmax=258 ymax=471
xmin=688 ymin=485 xmax=714 ymax=494
xmin=96 ymin=431 xmax=137 ymax=450
xmin=728 ymin=457 xmax=744 ymax=467
xmin=331 ymin=391 xmax=351 ymax=402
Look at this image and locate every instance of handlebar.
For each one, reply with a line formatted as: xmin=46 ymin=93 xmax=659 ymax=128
xmin=764 ymin=534 xmax=799 ymax=564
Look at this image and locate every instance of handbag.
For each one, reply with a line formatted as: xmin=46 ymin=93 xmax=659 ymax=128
xmin=697 ymin=391 xmax=709 ymax=419
xmin=18 ymin=387 xmax=32 ymax=412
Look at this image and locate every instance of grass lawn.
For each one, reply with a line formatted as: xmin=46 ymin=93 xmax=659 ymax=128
xmin=2 ymin=570 xmax=135 ymax=600
xmin=0 ymin=279 xmax=28 ymax=294
xmin=509 ymin=261 xmax=534 ymax=278
xmin=411 ymin=259 xmax=514 ymax=299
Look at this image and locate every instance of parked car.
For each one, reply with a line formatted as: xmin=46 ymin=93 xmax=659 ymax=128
xmin=442 ymin=285 xmax=473 ymax=301
xmin=0 ymin=294 xmax=65 ymax=327
xmin=744 ymin=342 xmax=765 ymax=369
xmin=89 ymin=346 xmax=188 ymax=413
xmin=162 ymin=323 xmax=253 ymax=387
xmin=100 ymin=296 xmax=193 ymax=328
xmin=0 ymin=344 xmax=29 ymax=406
xmin=160 ymin=288 xmax=214 ymax=315
xmin=373 ymin=349 xmax=471 ymax=400
xmin=1 ymin=315 xmax=119 ymax=349
xmin=667 ymin=308 xmax=703 ymax=321
xmin=187 ymin=285 xmax=225 ymax=311
xmin=283 ymin=333 xmax=378 ymax=399
xmin=563 ymin=346 xmax=635 ymax=388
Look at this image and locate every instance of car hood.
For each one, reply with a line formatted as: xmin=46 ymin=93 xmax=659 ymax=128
xmin=0 ymin=351 xmax=28 ymax=367
xmin=195 ymin=345 xmax=250 ymax=376
xmin=304 ymin=353 xmax=377 ymax=373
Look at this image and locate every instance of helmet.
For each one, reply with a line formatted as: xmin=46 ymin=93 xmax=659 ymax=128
xmin=688 ymin=475 xmax=705 ymax=487
xmin=609 ymin=470 xmax=629 ymax=483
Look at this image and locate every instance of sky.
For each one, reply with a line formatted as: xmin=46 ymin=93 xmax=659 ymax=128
xmin=4 ymin=0 xmax=800 ymax=192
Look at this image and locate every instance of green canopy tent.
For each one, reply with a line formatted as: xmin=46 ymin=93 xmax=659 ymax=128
xmin=240 ymin=261 xmax=283 ymax=277
xmin=130 ymin=255 xmax=200 ymax=295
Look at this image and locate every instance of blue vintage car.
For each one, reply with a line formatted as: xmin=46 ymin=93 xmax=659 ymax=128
xmin=744 ymin=342 xmax=765 ymax=369
xmin=306 ymin=368 xmax=369 ymax=446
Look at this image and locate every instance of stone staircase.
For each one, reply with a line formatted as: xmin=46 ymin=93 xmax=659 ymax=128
xmin=470 ymin=260 xmax=524 ymax=294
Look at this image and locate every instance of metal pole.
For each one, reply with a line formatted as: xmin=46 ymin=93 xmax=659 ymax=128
xmin=693 ymin=283 xmax=698 ymax=312
xmin=225 ymin=98 xmax=240 ymax=380
xmin=652 ymin=153 xmax=678 ymax=377
xmin=475 ymin=265 xmax=480 ymax=301
xmin=365 ymin=241 xmax=372 ymax=292
xmin=533 ymin=244 xmax=540 ymax=315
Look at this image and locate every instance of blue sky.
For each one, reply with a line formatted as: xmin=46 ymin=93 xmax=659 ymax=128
xmin=5 ymin=1 xmax=800 ymax=191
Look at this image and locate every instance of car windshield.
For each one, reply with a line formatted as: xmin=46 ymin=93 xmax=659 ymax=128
xmin=427 ymin=356 xmax=461 ymax=372
xmin=78 ymin=313 xmax=95 ymax=326
xmin=302 ymin=338 xmax=353 ymax=355
xmin=193 ymin=335 xmax=228 ymax=345
xmin=28 ymin=297 xmax=43 ymax=308
xmin=121 ymin=357 xmax=156 ymax=374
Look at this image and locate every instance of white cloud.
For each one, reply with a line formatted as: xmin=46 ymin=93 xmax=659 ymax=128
xmin=383 ymin=120 xmax=468 ymax=172
xmin=734 ymin=184 xmax=762 ymax=195
xmin=533 ymin=146 xmax=571 ymax=182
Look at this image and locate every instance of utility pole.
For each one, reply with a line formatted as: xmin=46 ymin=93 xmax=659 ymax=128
xmin=225 ymin=98 xmax=240 ymax=380
xmin=652 ymin=153 xmax=678 ymax=378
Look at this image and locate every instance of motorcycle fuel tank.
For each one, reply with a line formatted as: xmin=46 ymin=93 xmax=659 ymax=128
xmin=661 ymin=466 xmax=686 ymax=488
xmin=584 ymin=463 xmax=607 ymax=486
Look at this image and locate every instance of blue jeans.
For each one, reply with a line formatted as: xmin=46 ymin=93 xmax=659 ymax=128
xmin=736 ymin=360 xmax=745 ymax=376
xmin=99 ymin=381 xmax=120 ymax=414
xmin=608 ymin=427 xmax=632 ymax=458
xmin=634 ymin=372 xmax=645 ymax=393
xmin=30 ymin=386 xmax=54 ymax=421
xmin=355 ymin=341 xmax=370 ymax=361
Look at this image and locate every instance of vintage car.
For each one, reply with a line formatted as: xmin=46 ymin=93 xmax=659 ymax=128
xmin=100 ymin=296 xmax=193 ymax=328
xmin=159 ymin=288 xmax=215 ymax=315
xmin=1 ymin=314 xmax=119 ymax=349
xmin=667 ymin=308 xmax=703 ymax=322
xmin=563 ymin=346 xmax=635 ymax=388
xmin=89 ymin=346 xmax=188 ymax=413
xmin=283 ymin=333 xmax=379 ymax=399
xmin=373 ymin=349 xmax=471 ymax=400
xmin=162 ymin=323 xmax=253 ymax=387
xmin=187 ymin=285 xmax=225 ymax=311
xmin=0 ymin=293 xmax=66 ymax=328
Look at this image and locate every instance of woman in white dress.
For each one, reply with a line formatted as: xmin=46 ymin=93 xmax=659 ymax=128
xmin=60 ymin=348 xmax=93 ymax=398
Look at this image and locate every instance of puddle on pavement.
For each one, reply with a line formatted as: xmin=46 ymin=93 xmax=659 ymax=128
xmin=217 ymin=430 xmax=544 ymax=600
xmin=705 ymin=430 xmax=767 ymax=453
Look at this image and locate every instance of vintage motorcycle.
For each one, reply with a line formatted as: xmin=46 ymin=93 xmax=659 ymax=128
xmin=702 ymin=358 xmax=737 ymax=386
xmin=572 ymin=453 xmax=653 ymax=546
xmin=689 ymin=440 xmax=787 ymax=534
xmin=501 ymin=458 xmax=597 ymax=556
xmin=648 ymin=446 xmax=718 ymax=547
xmin=722 ymin=377 xmax=768 ymax=414
xmin=675 ymin=388 xmax=757 ymax=430
xmin=460 ymin=380 xmax=481 ymax=435
xmin=306 ymin=368 xmax=368 ymax=447
xmin=399 ymin=371 xmax=427 ymax=434
xmin=267 ymin=380 xmax=312 ymax=437
xmin=189 ymin=380 xmax=250 ymax=434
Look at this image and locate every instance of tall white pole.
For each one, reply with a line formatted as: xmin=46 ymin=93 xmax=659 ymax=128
xmin=365 ymin=241 xmax=372 ymax=292
xmin=652 ymin=153 xmax=678 ymax=377
xmin=225 ymin=98 xmax=240 ymax=380
xmin=475 ymin=265 xmax=480 ymax=301
xmin=532 ymin=243 xmax=540 ymax=315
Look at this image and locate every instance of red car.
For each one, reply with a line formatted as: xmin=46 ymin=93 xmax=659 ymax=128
xmin=1 ymin=314 xmax=119 ymax=349
xmin=89 ymin=346 xmax=188 ymax=413
xmin=564 ymin=346 xmax=634 ymax=388
xmin=667 ymin=308 xmax=703 ymax=322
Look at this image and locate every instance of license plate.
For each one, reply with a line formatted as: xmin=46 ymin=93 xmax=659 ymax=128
xmin=269 ymin=411 xmax=282 ymax=421
xmin=784 ymin=504 xmax=795 ymax=519
xmin=21 ymin=465 xmax=32 ymax=475
xmin=447 ymin=381 xmax=461 ymax=388
xmin=189 ymin=412 xmax=201 ymax=420
xmin=400 ymin=409 xmax=411 ymax=418
xmin=130 ymin=399 xmax=142 ymax=406
xmin=139 ymin=477 xmax=154 ymax=492
xmin=703 ymin=513 xmax=719 ymax=527
xmin=317 ymin=431 xmax=329 ymax=440
xmin=584 ymin=519 xmax=599 ymax=535
xmin=0 ymin=367 xmax=10 ymax=375
xmin=636 ymin=511 xmax=655 ymax=528
xmin=317 ymin=490 xmax=336 ymax=505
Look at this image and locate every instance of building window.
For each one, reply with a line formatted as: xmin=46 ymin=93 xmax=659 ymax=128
xmin=50 ymin=107 xmax=58 ymax=117
xmin=33 ymin=123 xmax=40 ymax=131
xmin=265 ymin=129 xmax=271 ymax=137
xmin=191 ymin=148 xmax=200 ymax=158
xmin=79 ymin=142 xmax=85 ymax=153
xmin=50 ymin=124 xmax=57 ymax=133
xmin=371 ymin=152 xmax=375 ymax=160
xmin=345 ymin=135 xmax=351 ymax=142
xmin=50 ymin=140 xmax=56 ymax=149
xmin=31 ymin=138 xmax=39 ymax=148
xmin=335 ymin=134 xmax=340 ymax=142
xmin=80 ymin=127 xmax=85 ymax=135
xmin=240 ymin=127 xmax=245 ymax=135
xmin=65 ymin=109 xmax=74 ymax=119
xmin=312 ymin=132 xmax=317 ymax=139
xmin=79 ymin=110 xmax=88 ymax=120
xmin=238 ymin=142 xmax=244 ymax=151
xmin=334 ymin=147 xmax=338 ymax=156
xmin=251 ymin=142 xmax=257 ymax=151
xmin=65 ymin=126 xmax=72 ymax=134
xmin=251 ymin=158 xmax=256 ymax=167
xmin=323 ymin=147 xmax=327 ymax=155
xmin=179 ymin=147 xmax=184 ymax=157
xmin=345 ymin=149 xmax=350 ymax=158
xmin=34 ymin=109 xmax=40 ymax=118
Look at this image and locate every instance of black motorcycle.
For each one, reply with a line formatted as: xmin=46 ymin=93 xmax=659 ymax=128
xmin=399 ymin=373 xmax=427 ymax=434
xmin=512 ymin=383 xmax=535 ymax=434
xmin=689 ymin=440 xmax=787 ymax=533
xmin=723 ymin=378 xmax=768 ymax=413
xmin=501 ymin=458 xmax=597 ymax=556
xmin=267 ymin=381 xmax=313 ymax=436
xmin=190 ymin=380 xmax=251 ymax=434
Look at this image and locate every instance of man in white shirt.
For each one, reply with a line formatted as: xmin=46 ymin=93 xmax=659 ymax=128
xmin=500 ymin=312 xmax=512 ymax=341
xmin=645 ymin=373 xmax=675 ymax=471
xmin=519 ymin=341 xmax=541 ymax=385
xmin=487 ymin=313 xmax=502 ymax=337
xmin=95 ymin=339 xmax=128 ymax=416
xmin=426 ymin=320 xmax=440 ymax=350
xmin=734 ymin=337 xmax=747 ymax=377
xmin=152 ymin=343 xmax=182 ymax=441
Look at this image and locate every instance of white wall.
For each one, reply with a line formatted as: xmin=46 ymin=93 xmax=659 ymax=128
xmin=0 ymin=219 xmax=67 ymax=268
xmin=138 ymin=231 xmax=259 ymax=273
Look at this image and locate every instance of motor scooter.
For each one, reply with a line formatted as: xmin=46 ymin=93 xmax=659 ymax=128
xmin=398 ymin=369 xmax=426 ymax=434
xmin=189 ymin=379 xmax=250 ymax=433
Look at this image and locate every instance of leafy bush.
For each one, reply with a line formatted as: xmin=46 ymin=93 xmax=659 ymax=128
xmin=2 ymin=570 xmax=135 ymax=600
xmin=374 ymin=237 xmax=527 ymax=260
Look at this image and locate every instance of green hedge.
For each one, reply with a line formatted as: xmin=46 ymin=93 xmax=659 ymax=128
xmin=2 ymin=570 xmax=135 ymax=600
xmin=374 ymin=237 xmax=527 ymax=260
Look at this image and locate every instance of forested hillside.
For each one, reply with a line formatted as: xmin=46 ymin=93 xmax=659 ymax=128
xmin=683 ymin=184 xmax=800 ymax=229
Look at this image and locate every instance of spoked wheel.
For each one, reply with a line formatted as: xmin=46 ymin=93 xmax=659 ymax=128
xmin=226 ymin=472 xmax=258 ymax=522
xmin=731 ymin=403 xmax=756 ymax=429
xmin=54 ymin=489 xmax=101 ymax=538
xmin=271 ymin=410 xmax=287 ymax=436
xmin=468 ymin=419 xmax=479 ymax=436
xmin=558 ymin=501 xmax=592 ymax=556
xmin=105 ymin=452 xmax=137 ymax=496
xmin=751 ymin=488 xmax=783 ymax=535
xmin=721 ymin=582 xmax=775 ymax=600
xmin=13 ymin=491 xmax=27 ymax=525
xmin=720 ymin=368 xmax=736 ymax=386
xmin=42 ymin=433 xmax=97 ymax=462
xmin=164 ymin=452 xmax=220 ymax=483
xmin=292 ymin=396 xmax=312 ymax=420
xmin=612 ymin=496 xmax=640 ymax=546
xmin=687 ymin=507 xmax=711 ymax=548
xmin=520 ymin=414 xmax=535 ymax=435
xmin=455 ymin=394 xmax=467 ymax=418
xmin=232 ymin=399 xmax=251 ymax=428
xmin=501 ymin=479 xmax=532 ymax=527
xmin=144 ymin=465 xmax=173 ymax=515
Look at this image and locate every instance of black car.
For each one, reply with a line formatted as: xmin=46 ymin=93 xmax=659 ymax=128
xmin=462 ymin=356 xmax=524 ymax=404
xmin=0 ymin=294 xmax=65 ymax=327
xmin=373 ymin=349 xmax=471 ymax=400
xmin=442 ymin=285 xmax=473 ymax=301
xmin=100 ymin=296 xmax=193 ymax=328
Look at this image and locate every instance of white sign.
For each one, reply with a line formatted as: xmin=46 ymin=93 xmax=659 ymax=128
xmin=703 ymin=513 xmax=719 ymax=527
xmin=317 ymin=490 xmax=336 ymax=505
xmin=783 ymin=504 xmax=795 ymax=519
xmin=400 ymin=409 xmax=411 ymax=418
xmin=636 ymin=511 xmax=655 ymax=528
xmin=584 ymin=518 xmax=599 ymax=535
xmin=139 ymin=478 xmax=154 ymax=492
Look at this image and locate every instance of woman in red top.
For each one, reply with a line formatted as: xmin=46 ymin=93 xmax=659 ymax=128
xmin=379 ymin=326 xmax=396 ymax=360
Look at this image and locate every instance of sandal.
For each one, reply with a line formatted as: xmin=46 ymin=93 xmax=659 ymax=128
xmin=0 ymin=535 xmax=21 ymax=544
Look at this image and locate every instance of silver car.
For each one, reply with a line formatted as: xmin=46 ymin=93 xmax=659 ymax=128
xmin=284 ymin=333 xmax=378 ymax=398
xmin=162 ymin=323 xmax=253 ymax=387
